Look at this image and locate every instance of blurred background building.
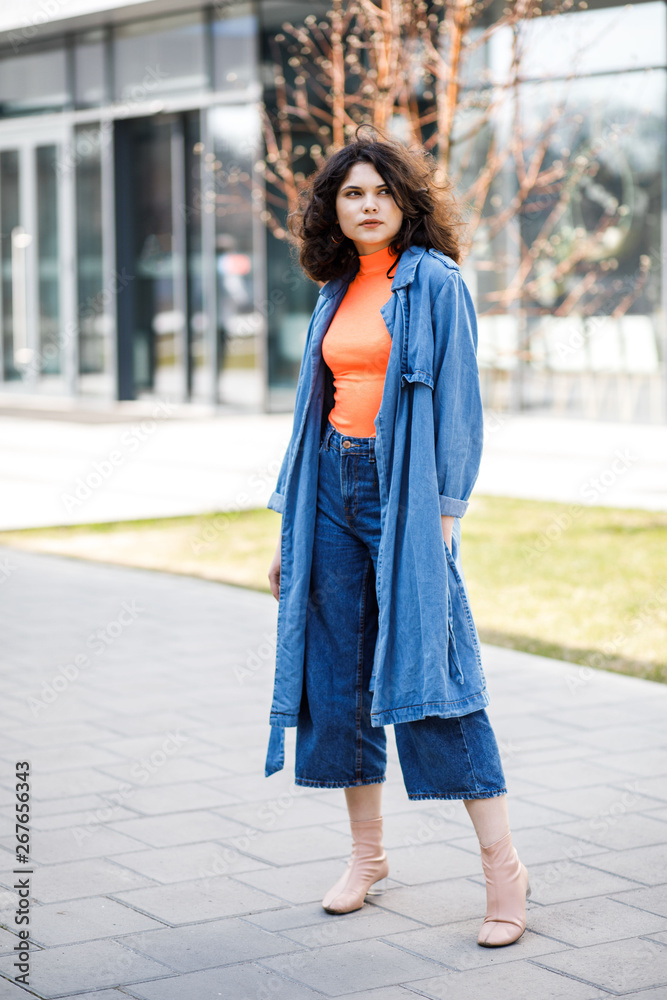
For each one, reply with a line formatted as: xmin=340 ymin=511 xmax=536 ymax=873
xmin=0 ymin=0 xmax=664 ymax=420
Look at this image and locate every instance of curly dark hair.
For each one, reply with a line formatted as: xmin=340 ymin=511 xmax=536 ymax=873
xmin=288 ymin=124 xmax=467 ymax=283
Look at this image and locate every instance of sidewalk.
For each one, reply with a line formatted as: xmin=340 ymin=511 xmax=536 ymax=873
xmin=0 ymin=547 xmax=666 ymax=998
xmin=0 ymin=409 xmax=665 ymax=531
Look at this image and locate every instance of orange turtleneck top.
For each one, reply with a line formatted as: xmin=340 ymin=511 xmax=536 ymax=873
xmin=321 ymin=243 xmax=397 ymax=438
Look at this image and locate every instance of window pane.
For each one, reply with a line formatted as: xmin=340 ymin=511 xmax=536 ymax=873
xmin=0 ymin=150 xmax=20 ymax=380
xmin=75 ymin=31 xmax=107 ymax=108
xmin=208 ymin=105 xmax=263 ymax=405
xmin=114 ymin=13 xmax=207 ymax=102
xmin=213 ymin=5 xmax=258 ymax=91
xmin=0 ymin=48 xmax=68 ymax=117
xmin=490 ymin=2 xmax=667 ymax=81
xmin=75 ymin=124 xmax=110 ymax=393
xmin=36 ymin=145 xmax=61 ymax=375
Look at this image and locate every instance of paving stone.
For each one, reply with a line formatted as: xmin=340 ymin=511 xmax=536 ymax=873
xmin=5 ymin=722 xmax=120 ymax=749
xmin=29 ymin=896 xmax=164 ymax=946
xmin=0 ymin=924 xmax=37 ymax=956
xmin=91 ymin=710 xmax=207 ymax=738
xmin=382 ymin=918 xmax=567 ymax=970
xmin=98 ymin=755 xmax=226 ymax=788
xmin=121 ymin=916 xmax=299 ymax=972
xmin=535 ymin=936 xmax=667 ymax=993
xmin=506 ymin=759 xmax=625 ymax=792
xmin=352 ymin=877 xmax=486 ymax=927
xmin=0 ymin=978 xmax=47 ymax=999
xmin=405 ymin=960 xmax=608 ymax=999
xmin=0 ymin=939 xmax=172 ymax=998
xmin=582 ymin=844 xmax=667 ymax=885
xmin=525 ymin=783 xmax=661 ymax=821
xmin=502 ymin=797 xmax=579 ymax=829
xmin=190 ymin=747 xmax=267 ymax=775
xmin=109 ymin=841 xmax=270 ymax=883
xmin=245 ymin=902 xmax=340 ymax=932
xmin=13 ymin=793 xmax=122 ymax=819
xmin=21 ymin=745 xmax=125 ymax=774
xmin=611 ymin=885 xmax=667 ymax=918
xmin=31 ymin=825 xmax=147 ymax=864
xmin=94 ymin=734 xmax=215 ymax=761
xmin=575 ymin=725 xmax=667 ymax=754
xmin=549 ymin=812 xmax=667 ymax=851
xmin=447 ymin=825 xmax=601 ymax=866
xmin=336 ymin=989 xmax=430 ymax=1000
xmin=213 ymin=796 xmax=350 ymax=833
xmin=377 ymin=843 xmax=481 ymax=885
xmin=261 ymin=939 xmax=443 ymax=995
xmin=112 ymin=876 xmax=283 ymax=923
xmin=19 ymin=858 xmax=156 ymax=904
xmin=643 ymin=929 xmax=667 ymax=946
xmin=323 ymin=809 xmax=469 ymax=855
xmin=30 ymin=767 xmax=126 ymax=800
xmin=105 ymin=781 xmax=235 ymax=816
xmin=629 ymin=775 xmax=667 ymax=803
xmin=107 ymin=810 xmax=253 ymax=847
xmin=546 ymin=703 xmax=646 ymax=730
xmin=31 ymin=806 xmax=139 ymax=831
xmin=518 ymin=857 xmax=643 ymax=905
xmin=127 ymin=963 xmax=324 ymax=1000
xmin=281 ymin=907 xmax=422 ymax=947
xmin=233 ymin=859 xmax=380 ymax=906
xmin=54 ymin=992 xmax=135 ymax=999
xmin=492 ymin=713 xmax=574 ymax=742
xmin=526 ymin=895 xmax=667 ymax=947
xmin=587 ymin=748 xmax=667 ymax=778
xmin=602 ymin=989 xmax=667 ymax=1000
xmin=506 ymin=743 xmax=591 ymax=768
xmin=221 ymin=825 xmax=351 ymax=866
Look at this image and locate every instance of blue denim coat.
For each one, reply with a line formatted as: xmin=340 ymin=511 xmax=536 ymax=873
xmin=265 ymin=245 xmax=488 ymax=777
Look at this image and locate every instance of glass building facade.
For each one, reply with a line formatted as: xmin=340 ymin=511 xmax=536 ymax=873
xmin=0 ymin=0 xmax=664 ymax=421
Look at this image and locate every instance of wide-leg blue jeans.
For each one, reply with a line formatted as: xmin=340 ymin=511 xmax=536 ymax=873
xmin=295 ymin=419 xmax=507 ymax=801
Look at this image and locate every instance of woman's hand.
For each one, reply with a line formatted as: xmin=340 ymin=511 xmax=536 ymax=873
xmin=268 ymin=537 xmax=281 ymax=601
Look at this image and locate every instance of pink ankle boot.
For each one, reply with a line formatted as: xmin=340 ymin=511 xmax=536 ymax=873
xmin=478 ymin=831 xmax=531 ymax=947
xmin=322 ymin=816 xmax=389 ymax=914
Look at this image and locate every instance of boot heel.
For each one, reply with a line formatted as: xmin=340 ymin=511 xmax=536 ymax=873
xmin=366 ymin=877 xmax=387 ymax=896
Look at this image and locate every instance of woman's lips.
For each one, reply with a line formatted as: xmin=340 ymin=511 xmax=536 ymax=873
xmin=361 ymin=221 xmax=381 ymax=227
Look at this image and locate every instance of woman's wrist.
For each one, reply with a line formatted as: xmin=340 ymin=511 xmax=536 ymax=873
xmin=441 ymin=514 xmax=454 ymax=551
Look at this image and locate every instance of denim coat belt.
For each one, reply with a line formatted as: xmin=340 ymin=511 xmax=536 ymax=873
xmin=265 ymin=245 xmax=489 ymax=777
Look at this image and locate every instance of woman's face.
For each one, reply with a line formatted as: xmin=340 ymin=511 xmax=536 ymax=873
xmin=335 ymin=161 xmax=403 ymax=256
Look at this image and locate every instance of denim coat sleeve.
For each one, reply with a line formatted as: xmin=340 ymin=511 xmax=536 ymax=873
xmin=431 ymin=270 xmax=484 ymax=519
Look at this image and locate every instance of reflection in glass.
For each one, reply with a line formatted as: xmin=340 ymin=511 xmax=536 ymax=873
xmin=489 ymin=1 xmax=666 ymax=82
xmin=114 ymin=13 xmax=207 ymax=102
xmin=129 ymin=117 xmax=178 ymax=397
xmin=75 ymin=124 xmax=110 ymax=394
xmin=207 ymin=105 xmax=262 ymax=406
xmin=0 ymin=48 xmax=69 ymax=116
xmin=517 ymin=70 xmax=664 ymax=419
xmin=36 ymin=146 xmax=60 ymax=377
xmin=183 ymin=113 xmax=206 ymax=401
xmin=0 ymin=151 xmax=20 ymax=380
xmin=213 ymin=5 xmax=258 ymax=91
xmin=75 ymin=31 xmax=107 ymax=108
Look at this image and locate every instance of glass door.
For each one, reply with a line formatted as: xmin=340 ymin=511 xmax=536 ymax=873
xmin=0 ymin=124 xmax=75 ymax=394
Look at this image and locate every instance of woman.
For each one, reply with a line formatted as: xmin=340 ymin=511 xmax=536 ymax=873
xmin=266 ymin=126 xmax=530 ymax=947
